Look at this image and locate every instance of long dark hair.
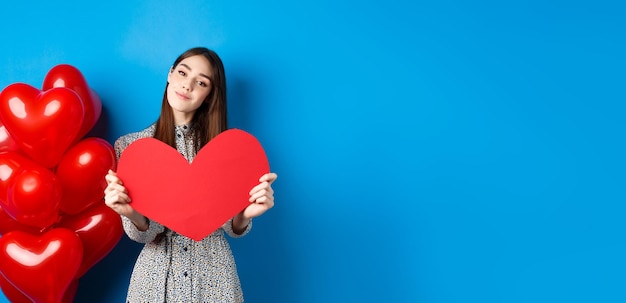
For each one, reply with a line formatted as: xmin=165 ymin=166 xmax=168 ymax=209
xmin=153 ymin=47 xmax=228 ymax=152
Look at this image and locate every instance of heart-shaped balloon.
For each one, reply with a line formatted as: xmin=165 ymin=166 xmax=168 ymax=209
xmin=0 ymin=205 xmax=41 ymax=235
xmin=0 ymin=120 xmax=20 ymax=154
xmin=59 ymin=203 xmax=123 ymax=277
xmin=0 ymin=152 xmax=61 ymax=229
xmin=2 ymin=277 xmax=81 ymax=303
xmin=42 ymin=64 xmax=102 ymax=141
xmin=62 ymin=279 xmax=79 ymax=303
xmin=0 ymin=228 xmax=83 ymax=303
xmin=0 ymin=83 xmax=84 ymax=168
xmin=117 ymin=129 xmax=269 ymax=241
xmin=56 ymin=137 xmax=116 ymax=215
xmin=0 ymin=273 xmax=32 ymax=303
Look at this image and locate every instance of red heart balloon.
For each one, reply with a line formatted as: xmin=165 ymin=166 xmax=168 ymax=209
xmin=0 ymin=228 xmax=83 ymax=303
xmin=0 ymin=152 xmax=26 ymax=191
xmin=0 ymin=206 xmax=41 ymax=235
xmin=0 ymin=152 xmax=61 ymax=229
xmin=61 ymin=279 xmax=79 ymax=303
xmin=56 ymin=137 xmax=116 ymax=215
xmin=59 ymin=203 xmax=123 ymax=277
xmin=0 ymin=121 xmax=20 ymax=154
xmin=0 ymin=83 xmax=84 ymax=168
xmin=117 ymin=129 xmax=269 ymax=241
xmin=42 ymin=64 xmax=102 ymax=140
xmin=0 ymin=273 xmax=32 ymax=303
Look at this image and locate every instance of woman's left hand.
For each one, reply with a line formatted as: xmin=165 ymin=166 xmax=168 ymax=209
xmin=244 ymin=172 xmax=278 ymax=219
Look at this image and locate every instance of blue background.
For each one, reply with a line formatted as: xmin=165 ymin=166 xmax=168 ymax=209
xmin=1 ymin=0 xmax=625 ymax=302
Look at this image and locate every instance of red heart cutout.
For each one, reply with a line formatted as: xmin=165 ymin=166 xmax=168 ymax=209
xmin=59 ymin=203 xmax=123 ymax=277
xmin=117 ymin=129 xmax=269 ymax=241
xmin=0 ymin=228 xmax=83 ymax=303
xmin=0 ymin=83 xmax=84 ymax=168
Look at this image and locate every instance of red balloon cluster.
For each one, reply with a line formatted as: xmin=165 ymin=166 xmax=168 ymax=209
xmin=0 ymin=65 xmax=122 ymax=303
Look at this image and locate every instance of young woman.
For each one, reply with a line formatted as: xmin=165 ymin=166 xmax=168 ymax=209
xmin=104 ymin=47 xmax=277 ymax=302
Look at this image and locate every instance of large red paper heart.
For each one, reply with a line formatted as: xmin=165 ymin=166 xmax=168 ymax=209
xmin=117 ymin=129 xmax=269 ymax=241
xmin=0 ymin=228 xmax=83 ymax=303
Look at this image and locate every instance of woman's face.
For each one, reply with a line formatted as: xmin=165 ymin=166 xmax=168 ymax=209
xmin=167 ymin=54 xmax=213 ymax=125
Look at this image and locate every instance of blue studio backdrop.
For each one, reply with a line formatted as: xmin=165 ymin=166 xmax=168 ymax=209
xmin=0 ymin=1 xmax=625 ymax=302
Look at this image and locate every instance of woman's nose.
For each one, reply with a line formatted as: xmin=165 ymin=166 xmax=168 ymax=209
xmin=181 ymin=79 xmax=192 ymax=90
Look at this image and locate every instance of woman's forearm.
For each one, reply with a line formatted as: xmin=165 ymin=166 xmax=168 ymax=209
xmin=128 ymin=211 xmax=149 ymax=231
xmin=232 ymin=213 xmax=250 ymax=235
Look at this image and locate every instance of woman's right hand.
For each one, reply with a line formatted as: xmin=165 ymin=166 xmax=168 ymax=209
xmin=104 ymin=169 xmax=149 ymax=230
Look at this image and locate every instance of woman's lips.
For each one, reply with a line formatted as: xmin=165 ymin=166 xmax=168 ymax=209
xmin=176 ymin=92 xmax=191 ymax=100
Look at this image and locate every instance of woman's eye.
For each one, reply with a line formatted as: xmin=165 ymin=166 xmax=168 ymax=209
xmin=178 ymin=70 xmax=186 ymax=76
xmin=197 ymin=81 xmax=207 ymax=87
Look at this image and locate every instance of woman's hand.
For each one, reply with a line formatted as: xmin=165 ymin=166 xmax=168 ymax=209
xmin=245 ymin=172 xmax=278 ymax=219
xmin=233 ymin=173 xmax=278 ymax=233
xmin=104 ymin=169 xmax=149 ymax=230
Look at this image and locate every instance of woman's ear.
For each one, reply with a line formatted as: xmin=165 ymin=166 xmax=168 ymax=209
xmin=167 ymin=66 xmax=174 ymax=83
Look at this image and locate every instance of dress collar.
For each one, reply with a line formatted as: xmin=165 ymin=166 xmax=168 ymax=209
xmin=175 ymin=123 xmax=193 ymax=136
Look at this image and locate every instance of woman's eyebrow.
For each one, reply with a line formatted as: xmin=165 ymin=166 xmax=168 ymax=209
xmin=179 ymin=63 xmax=212 ymax=81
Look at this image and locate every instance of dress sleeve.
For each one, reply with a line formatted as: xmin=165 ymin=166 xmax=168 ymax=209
xmin=222 ymin=217 xmax=252 ymax=238
xmin=113 ymin=137 xmax=126 ymax=160
xmin=121 ymin=216 xmax=165 ymax=243
xmin=114 ymin=128 xmax=166 ymax=243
